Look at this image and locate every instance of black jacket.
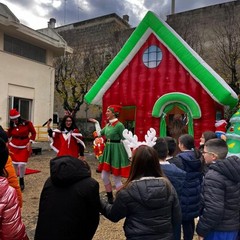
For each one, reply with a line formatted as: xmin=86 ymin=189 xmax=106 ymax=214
xmin=101 ymin=177 xmax=181 ymax=240
xmin=196 ymin=155 xmax=240 ymax=237
xmin=35 ymin=155 xmax=100 ymax=240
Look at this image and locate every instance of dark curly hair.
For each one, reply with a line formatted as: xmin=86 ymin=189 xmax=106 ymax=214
xmin=59 ymin=115 xmax=78 ymax=131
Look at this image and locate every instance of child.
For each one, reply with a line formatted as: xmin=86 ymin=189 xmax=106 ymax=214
xmin=153 ymin=137 xmax=186 ymax=198
xmin=153 ymin=137 xmax=186 ymax=240
xmin=177 ymin=134 xmax=203 ymax=240
xmin=164 ymin=136 xmax=184 ymax=169
xmin=199 ymin=131 xmax=217 ymax=175
xmin=196 ymin=138 xmax=240 ymax=240
xmin=199 ymin=131 xmax=217 ymax=153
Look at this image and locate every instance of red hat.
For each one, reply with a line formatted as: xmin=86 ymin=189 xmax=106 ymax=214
xmin=108 ymin=105 xmax=122 ymax=115
xmin=9 ymin=108 xmax=20 ymax=119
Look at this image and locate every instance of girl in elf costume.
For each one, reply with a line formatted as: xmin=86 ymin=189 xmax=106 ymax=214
xmin=89 ymin=105 xmax=131 ymax=204
xmin=7 ymin=108 xmax=36 ymax=191
xmin=47 ymin=114 xmax=85 ymax=160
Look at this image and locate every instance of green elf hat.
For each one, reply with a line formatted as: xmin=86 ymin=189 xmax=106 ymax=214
xmin=107 ymin=105 xmax=122 ymax=115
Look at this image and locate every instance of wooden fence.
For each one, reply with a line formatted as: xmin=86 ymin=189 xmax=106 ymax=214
xmin=34 ymin=126 xmax=49 ymax=141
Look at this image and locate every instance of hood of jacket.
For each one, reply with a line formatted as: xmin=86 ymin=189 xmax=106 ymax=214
xmin=178 ymin=151 xmax=201 ymax=172
xmin=127 ymin=177 xmax=172 ymax=209
xmin=50 ymin=155 xmax=91 ymax=187
xmin=210 ymin=155 xmax=240 ymax=183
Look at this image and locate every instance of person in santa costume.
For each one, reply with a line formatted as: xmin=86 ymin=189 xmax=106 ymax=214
xmin=7 ymin=108 xmax=36 ymax=191
xmin=215 ymin=119 xmax=227 ymax=141
xmin=89 ymin=105 xmax=131 ymax=204
xmin=47 ymin=114 xmax=85 ymax=159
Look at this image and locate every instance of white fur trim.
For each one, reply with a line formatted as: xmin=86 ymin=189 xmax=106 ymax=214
xmin=9 ymin=142 xmax=27 ymax=149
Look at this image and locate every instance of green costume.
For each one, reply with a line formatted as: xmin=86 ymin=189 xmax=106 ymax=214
xmin=100 ymin=120 xmax=130 ymax=178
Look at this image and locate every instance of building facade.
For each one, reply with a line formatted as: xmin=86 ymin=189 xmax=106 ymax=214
xmin=0 ymin=3 xmax=71 ymax=134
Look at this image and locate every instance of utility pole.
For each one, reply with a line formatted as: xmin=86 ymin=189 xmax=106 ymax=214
xmin=171 ymin=0 xmax=175 ymax=14
xmin=64 ymin=0 xmax=67 ymax=24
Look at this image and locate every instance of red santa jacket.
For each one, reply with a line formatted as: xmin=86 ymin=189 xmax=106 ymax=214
xmin=50 ymin=129 xmax=85 ymax=158
xmin=8 ymin=121 xmax=36 ymax=147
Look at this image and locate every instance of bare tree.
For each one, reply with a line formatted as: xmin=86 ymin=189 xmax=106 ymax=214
xmin=212 ymin=4 xmax=240 ymax=94
xmin=167 ymin=16 xmax=205 ymax=57
xmin=54 ymin=25 xmax=131 ymax=118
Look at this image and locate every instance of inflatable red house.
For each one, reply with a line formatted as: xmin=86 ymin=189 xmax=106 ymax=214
xmin=85 ymin=11 xmax=238 ymax=142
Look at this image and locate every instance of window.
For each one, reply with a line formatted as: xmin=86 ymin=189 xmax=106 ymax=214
xmin=8 ymin=96 xmax=32 ymax=122
xmin=4 ymin=34 xmax=46 ymax=63
xmin=142 ymin=45 xmax=162 ymax=68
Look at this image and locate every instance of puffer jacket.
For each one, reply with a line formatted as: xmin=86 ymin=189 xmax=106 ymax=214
xmin=35 ymin=155 xmax=100 ymax=240
xmin=0 ymin=177 xmax=27 ymax=240
xmin=101 ymin=177 xmax=181 ymax=240
xmin=196 ymin=155 xmax=240 ymax=237
xmin=177 ymin=151 xmax=202 ymax=220
xmin=160 ymin=163 xmax=186 ymax=199
xmin=5 ymin=156 xmax=23 ymax=208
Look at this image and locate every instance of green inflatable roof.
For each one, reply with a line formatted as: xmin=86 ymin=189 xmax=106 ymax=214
xmin=84 ymin=11 xmax=238 ymax=109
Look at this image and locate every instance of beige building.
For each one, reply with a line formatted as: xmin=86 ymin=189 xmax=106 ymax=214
xmin=0 ymin=3 xmax=72 ymax=135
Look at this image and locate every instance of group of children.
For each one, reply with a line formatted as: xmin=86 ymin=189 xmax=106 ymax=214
xmin=1 ymin=105 xmax=240 ymax=240
xmin=61 ymin=105 xmax=240 ymax=240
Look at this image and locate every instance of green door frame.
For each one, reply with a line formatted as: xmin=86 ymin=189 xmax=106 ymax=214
xmin=152 ymin=92 xmax=201 ymax=137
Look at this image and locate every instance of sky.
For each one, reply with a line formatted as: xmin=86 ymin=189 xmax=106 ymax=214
xmin=0 ymin=0 xmax=234 ymax=30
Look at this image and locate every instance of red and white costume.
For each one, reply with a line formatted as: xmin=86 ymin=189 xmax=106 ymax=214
xmin=50 ymin=128 xmax=85 ymax=158
xmin=8 ymin=121 xmax=36 ymax=164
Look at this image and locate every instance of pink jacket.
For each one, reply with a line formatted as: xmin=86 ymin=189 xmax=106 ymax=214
xmin=0 ymin=177 xmax=28 ymax=240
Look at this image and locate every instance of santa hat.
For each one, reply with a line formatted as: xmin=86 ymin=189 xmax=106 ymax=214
xmin=9 ymin=109 xmax=20 ymax=119
xmin=215 ymin=119 xmax=227 ymax=133
xmin=107 ymin=105 xmax=122 ymax=115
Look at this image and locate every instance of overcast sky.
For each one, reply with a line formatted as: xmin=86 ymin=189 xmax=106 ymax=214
xmin=0 ymin=0 xmax=234 ymax=29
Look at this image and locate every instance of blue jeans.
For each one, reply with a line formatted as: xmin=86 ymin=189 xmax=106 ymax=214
xmin=205 ymin=231 xmax=238 ymax=240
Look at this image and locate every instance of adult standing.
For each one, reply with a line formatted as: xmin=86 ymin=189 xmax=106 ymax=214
xmin=47 ymin=114 xmax=85 ymax=159
xmin=35 ymin=155 xmax=100 ymax=240
xmin=7 ymin=108 xmax=36 ymax=191
xmin=101 ymin=145 xmax=181 ymax=239
xmin=89 ymin=105 xmax=131 ymax=203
